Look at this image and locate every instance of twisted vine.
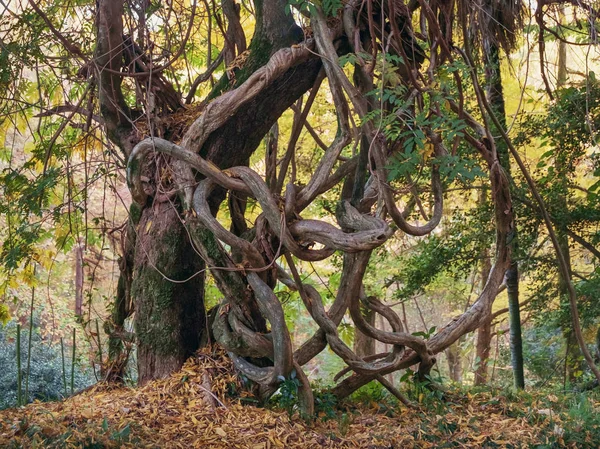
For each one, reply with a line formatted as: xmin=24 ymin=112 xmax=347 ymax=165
xmin=124 ymin=1 xmax=518 ymax=413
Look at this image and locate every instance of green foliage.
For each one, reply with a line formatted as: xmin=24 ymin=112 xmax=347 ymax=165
xmin=314 ymin=389 xmax=337 ymax=420
xmin=6 ymin=417 xmax=137 ymax=448
xmin=284 ymin=0 xmax=341 ymax=16
xmin=284 ymin=0 xmax=316 ymax=17
xmin=273 ymin=370 xmax=301 ymax=417
xmin=350 ymin=380 xmax=387 ymax=404
xmin=0 ymin=305 xmax=9 ymax=326
xmin=0 ymin=321 xmax=93 ymax=410
xmin=412 ymin=326 xmax=437 ymax=339
xmin=392 ymin=202 xmax=494 ymax=301
xmin=520 ymin=324 xmax=564 ymax=387
xmin=515 ymin=80 xmax=600 ymax=328
xmin=322 ymin=0 xmax=342 ymax=16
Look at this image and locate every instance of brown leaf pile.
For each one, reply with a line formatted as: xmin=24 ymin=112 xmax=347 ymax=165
xmin=0 ymin=351 xmax=549 ymax=448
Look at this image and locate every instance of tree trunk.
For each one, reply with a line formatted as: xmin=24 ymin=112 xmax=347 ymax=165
xmin=474 ymin=187 xmax=493 ymax=386
xmin=557 ymin=6 xmax=567 ymax=88
xmin=96 ymin=0 xmax=318 ymax=383
xmin=564 ymin=328 xmax=582 ymax=383
xmin=446 ymin=343 xmax=462 ymax=383
xmin=474 ymin=317 xmax=492 ymax=385
xmin=354 ymin=307 xmax=376 ymax=358
xmin=506 ymin=264 xmax=525 ymax=388
xmin=74 ymin=244 xmax=84 ymax=317
xmin=132 ymin=202 xmax=206 ymax=384
xmin=557 ymin=162 xmax=578 ymax=384
xmin=484 ymin=41 xmax=525 ymax=389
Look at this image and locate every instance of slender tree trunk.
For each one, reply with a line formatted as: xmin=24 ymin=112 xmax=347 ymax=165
xmin=557 ymin=6 xmax=567 ymax=88
xmin=446 ymin=343 xmax=462 ymax=383
xmin=506 ymin=264 xmax=525 ymax=388
xmin=483 ymin=41 xmax=525 ymax=389
xmin=354 ymin=308 xmax=376 ymax=358
xmin=556 ymin=161 xmax=579 ymax=383
xmin=474 ymin=227 xmax=493 ymax=385
xmin=74 ymin=244 xmax=84 ymax=317
xmin=554 ymin=7 xmax=580 ymax=384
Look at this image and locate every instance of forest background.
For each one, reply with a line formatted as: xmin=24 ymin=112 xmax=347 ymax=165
xmin=0 ymin=0 xmax=599 ymax=440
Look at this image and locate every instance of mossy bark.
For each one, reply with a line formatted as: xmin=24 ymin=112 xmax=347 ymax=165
xmin=132 ymin=202 xmax=206 ymax=384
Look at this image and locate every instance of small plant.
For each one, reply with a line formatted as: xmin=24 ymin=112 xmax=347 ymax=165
xmin=350 ymin=380 xmax=387 ymax=404
xmin=274 ymin=370 xmax=300 ymax=417
xmin=338 ymin=412 xmax=351 ymax=436
xmin=314 ymin=390 xmax=337 ymax=420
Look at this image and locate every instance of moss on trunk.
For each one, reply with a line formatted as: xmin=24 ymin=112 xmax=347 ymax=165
xmin=132 ymin=202 xmax=206 ymax=384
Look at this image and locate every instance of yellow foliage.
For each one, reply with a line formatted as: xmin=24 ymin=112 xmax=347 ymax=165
xmin=0 ymin=303 xmax=10 ymax=325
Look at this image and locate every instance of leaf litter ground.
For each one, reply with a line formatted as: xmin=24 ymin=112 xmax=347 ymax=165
xmin=1 ymin=349 xmax=598 ymax=448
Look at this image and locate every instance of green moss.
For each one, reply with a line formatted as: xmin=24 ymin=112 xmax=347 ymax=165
xmin=235 ymin=38 xmax=273 ymax=86
xmin=130 ymin=224 xmax=195 ymax=356
xmin=133 ymin=265 xmax=179 ymax=356
xmin=188 ymin=226 xmax=248 ymax=301
xmin=129 ymin=202 xmax=143 ymax=225
xmin=136 ymin=314 xmax=178 ymax=355
xmin=192 ymin=227 xmax=225 ymax=265
xmin=207 ymin=35 xmax=273 ymax=101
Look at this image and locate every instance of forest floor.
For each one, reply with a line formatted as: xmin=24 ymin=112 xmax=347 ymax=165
xmin=1 ymin=350 xmax=599 ymax=448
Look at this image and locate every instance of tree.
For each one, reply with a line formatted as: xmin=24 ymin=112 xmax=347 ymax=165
xmin=479 ymin=0 xmax=525 ymax=389
xmin=1 ymin=0 xmax=598 ymax=414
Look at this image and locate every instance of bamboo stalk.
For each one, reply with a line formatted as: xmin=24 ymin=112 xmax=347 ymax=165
xmin=25 ymin=284 xmax=35 ymax=403
xmin=96 ymin=319 xmax=103 ymax=366
xmin=61 ymin=337 xmax=67 ymax=397
xmin=16 ymin=324 xmax=22 ymax=406
xmin=71 ymin=328 xmax=76 ymax=395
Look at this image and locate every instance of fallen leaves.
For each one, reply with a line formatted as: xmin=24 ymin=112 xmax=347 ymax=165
xmin=0 ymin=349 xmax=587 ymax=448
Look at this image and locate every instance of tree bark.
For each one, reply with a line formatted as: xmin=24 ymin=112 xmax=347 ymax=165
xmin=354 ymin=307 xmax=376 ymax=358
xmin=74 ymin=244 xmax=84 ymax=317
xmin=474 ymin=187 xmax=493 ymax=386
xmin=557 ymin=6 xmax=567 ymax=88
xmin=446 ymin=343 xmax=462 ymax=383
xmin=132 ymin=202 xmax=206 ymax=384
xmin=474 ymin=316 xmax=492 ymax=385
xmin=95 ymin=0 xmax=320 ymax=383
xmin=484 ymin=41 xmax=525 ymax=389
xmin=506 ymin=265 xmax=525 ymax=388
xmin=557 ymin=157 xmax=578 ymax=384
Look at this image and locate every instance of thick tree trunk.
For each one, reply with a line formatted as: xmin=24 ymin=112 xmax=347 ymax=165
xmin=132 ymin=202 xmax=206 ymax=384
